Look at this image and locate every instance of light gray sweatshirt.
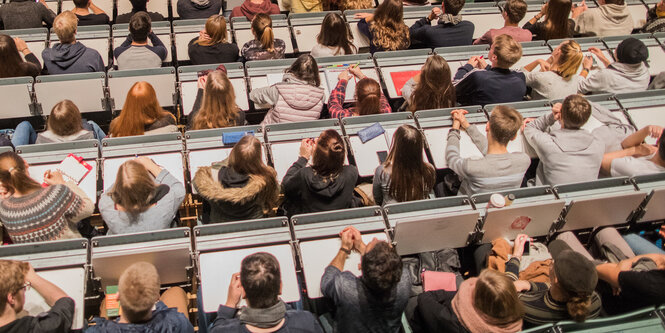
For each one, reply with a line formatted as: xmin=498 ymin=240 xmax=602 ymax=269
xmin=574 ymin=4 xmax=634 ymax=37
xmin=524 ymin=113 xmax=605 ymax=185
xmin=578 ymin=62 xmax=650 ymax=95
xmin=446 ymin=125 xmax=531 ymax=195
xmin=99 ymin=169 xmax=186 ymax=235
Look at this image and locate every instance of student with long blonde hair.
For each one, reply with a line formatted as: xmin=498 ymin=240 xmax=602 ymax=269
xmin=193 ymin=135 xmax=279 ymax=223
xmin=109 ymin=82 xmax=178 ymax=137
xmin=373 ymin=124 xmax=435 ymax=205
xmin=241 ymin=13 xmax=286 ymax=60
xmin=328 ymin=65 xmax=391 ymax=118
xmin=354 ymin=0 xmax=410 ymax=53
xmin=189 ymin=71 xmax=245 ymax=130
xmin=99 ymin=157 xmax=186 ymax=234
xmin=188 ymin=15 xmax=239 ymax=65
xmin=522 ymin=40 xmax=584 ymax=100
xmin=402 ymin=54 xmax=456 ymax=112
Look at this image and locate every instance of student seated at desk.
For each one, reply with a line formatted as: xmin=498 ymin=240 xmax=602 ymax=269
xmin=601 ymin=125 xmax=665 ymax=177
xmin=402 ymin=54 xmax=456 ymax=112
xmin=99 ymin=157 xmax=186 ymax=235
xmin=211 ymin=253 xmax=323 ymax=332
xmin=321 ymin=226 xmax=409 ymax=333
xmin=230 ymin=0 xmax=279 ymax=21
xmin=0 ymin=152 xmax=94 ymax=243
xmin=0 ymin=260 xmax=74 ymax=333
xmin=328 ymin=65 xmax=391 ymax=119
xmin=0 ymin=35 xmax=41 ymax=79
xmin=88 ymin=262 xmax=194 ymax=332
xmin=241 ymin=13 xmax=286 ymax=61
xmin=521 ymin=40 xmax=583 ymax=100
xmin=508 ymin=235 xmax=601 ymax=326
xmin=408 ymin=0 xmax=474 ymax=49
xmin=115 ymin=0 xmax=166 ymax=23
xmin=354 ymin=0 xmax=410 ymax=53
xmin=577 ymin=38 xmax=650 ymax=95
xmin=189 ymin=70 xmax=245 ymax=130
xmin=42 ymin=11 xmax=105 ymax=75
xmin=71 ymin=0 xmax=109 ymax=26
xmin=522 ymin=0 xmax=575 ymax=40
xmin=474 ymin=0 xmax=531 ymax=45
xmin=281 ymin=130 xmax=358 ymax=216
xmin=113 ymin=12 xmax=167 ymax=70
xmin=310 ymin=13 xmax=357 ymax=57
xmin=193 ymin=135 xmax=279 ymax=223
xmin=410 ymin=269 xmax=524 ymax=333
xmin=642 ymin=0 xmax=665 ymax=33
xmin=454 ymin=34 xmax=526 ymax=106
xmin=177 ymin=0 xmax=223 ymax=20
xmin=188 ymin=15 xmax=240 ymax=65
xmin=373 ymin=125 xmax=435 ymax=206
xmin=109 ymin=82 xmax=178 ymax=137
xmin=282 ymin=0 xmax=322 ymax=14
xmin=446 ymin=107 xmax=530 ymax=195
xmin=524 ymin=95 xmax=604 ymax=185
xmin=571 ymin=0 xmax=633 ymax=37
xmin=0 ymin=0 xmax=56 ymax=30
xmin=336 ymin=0 xmax=373 ymax=11
xmin=251 ymin=54 xmax=325 ymax=125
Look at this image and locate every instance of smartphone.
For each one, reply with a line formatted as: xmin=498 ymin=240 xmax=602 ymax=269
xmin=523 ymin=240 xmax=531 ymax=256
xmin=377 ymin=151 xmax=388 ymax=163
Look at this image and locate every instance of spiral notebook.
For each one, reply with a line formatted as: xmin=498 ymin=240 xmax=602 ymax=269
xmin=52 ymin=154 xmax=93 ymax=185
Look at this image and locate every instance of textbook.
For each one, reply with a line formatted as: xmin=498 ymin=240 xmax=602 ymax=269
xmin=106 ymin=285 xmax=120 ymax=317
xmin=390 ymin=70 xmax=420 ymax=97
xmin=52 ymin=154 xmax=93 ymax=185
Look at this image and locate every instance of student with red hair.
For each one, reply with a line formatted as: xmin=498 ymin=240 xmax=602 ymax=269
xmin=109 ymin=82 xmax=178 ymax=137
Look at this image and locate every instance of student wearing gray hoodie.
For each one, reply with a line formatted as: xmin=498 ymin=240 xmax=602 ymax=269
xmin=42 ymin=11 xmax=104 ymax=75
xmin=578 ymin=37 xmax=650 ymax=95
xmin=572 ymin=0 xmax=634 ymax=37
xmin=524 ymin=94 xmax=605 ymax=186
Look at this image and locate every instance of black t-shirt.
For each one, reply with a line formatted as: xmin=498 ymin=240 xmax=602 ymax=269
xmin=76 ymin=13 xmax=109 ymax=26
xmin=187 ymin=37 xmax=239 ymax=65
xmin=0 ymin=297 xmax=74 ymax=333
xmin=600 ymin=269 xmax=665 ymax=315
xmin=115 ymin=11 xmax=165 ymax=24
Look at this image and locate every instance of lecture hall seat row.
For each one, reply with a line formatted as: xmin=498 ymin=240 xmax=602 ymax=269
xmin=2 ymin=32 xmax=665 ymax=122
xmin=0 ymin=170 xmax=663 ymax=330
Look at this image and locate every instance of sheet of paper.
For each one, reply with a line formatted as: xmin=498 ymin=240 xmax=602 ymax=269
xmin=424 ymin=127 xmax=484 ymax=169
xmin=29 ymin=161 xmax=97 ymax=203
xmin=300 ymin=232 xmax=387 ymax=298
xmin=380 ymin=65 xmax=423 ymax=98
xmin=324 ymin=68 xmax=357 ymax=103
xmin=390 ymin=70 xmax=420 ymax=96
xmin=349 ymin=134 xmax=389 ymax=177
xmin=627 ymin=106 xmax=665 ymax=145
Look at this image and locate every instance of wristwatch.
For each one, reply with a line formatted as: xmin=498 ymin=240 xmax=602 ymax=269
xmin=340 ymin=247 xmax=352 ymax=255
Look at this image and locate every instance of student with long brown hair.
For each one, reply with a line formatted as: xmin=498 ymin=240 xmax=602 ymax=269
xmin=328 ymin=65 xmax=391 ymax=118
xmin=523 ymin=0 xmax=575 ymax=40
xmin=282 ymin=129 xmax=358 ymax=216
xmin=99 ymin=157 xmax=186 ymax=235
xmin=188 ymin=15 xmax=239 ymax=65
xmin=412 ymin=269 xmax=524 ymax=332
xmin=250 ymin=54 xmax=325 ymax=125
xmin=521 ymin=40 xmax=584 ymax=100
xmin=402 ymin=54 xmax=456 ymax=112
xmin=373 ymin=124 xmax=435 ymax=205
xmin=109 ymin=82 xmax=178 ymax=137
xmin=311 ymin=12 xmax=357 ymax=57
xmin=193 ymin=135 xmax=279 ymax=223
xmin=0 ymin=35 xmax=41 ymax=78
xmin=0 ymin=151 xmax=94 ymax=243
xmin=189 ymin=71 xmax=245 ymax=130
xmin=354 ymin=0 xmax=410 ymax=53
xmin=241 ymin=13 xmax=286 ymax=61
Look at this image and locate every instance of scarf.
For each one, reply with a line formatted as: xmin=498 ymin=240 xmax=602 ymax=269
xmin=452 ymin=278 xmax=523 ymax=333
xmin=238 ymin=300 xmax=287 ymax=329
xmin=439 ymin=13 xmax=463 ymax=25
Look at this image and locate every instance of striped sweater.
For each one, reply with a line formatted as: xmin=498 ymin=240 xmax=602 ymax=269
xmin=0 ymin=182 xmax=94 ymax=243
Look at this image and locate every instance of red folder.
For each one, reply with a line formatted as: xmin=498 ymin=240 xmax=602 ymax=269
xmin=421 ymin=271 xmax=457 ymax=292
xmin=390 ymin=70 xmax=421 ymax=96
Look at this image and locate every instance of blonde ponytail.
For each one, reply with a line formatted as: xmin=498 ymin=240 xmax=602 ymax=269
xmin=252 ymin=13 xmax=275 ymax=53
xmin=261 ymin=26 xmax=275 ymax=52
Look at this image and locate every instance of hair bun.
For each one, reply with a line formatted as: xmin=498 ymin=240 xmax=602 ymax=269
xmin=331 ymin=142 xmax=344 ymax=152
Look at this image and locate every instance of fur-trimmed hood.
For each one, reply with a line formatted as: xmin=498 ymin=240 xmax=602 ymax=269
xmin=193 ymin=166 xmax=268 ymax=204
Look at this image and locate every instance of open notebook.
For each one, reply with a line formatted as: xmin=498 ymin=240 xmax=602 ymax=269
xmin=45 ymin=154 xmax=93 ymax=185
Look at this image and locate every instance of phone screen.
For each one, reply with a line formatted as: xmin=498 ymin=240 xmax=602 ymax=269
xmin=523 ymin=241 xmax=530 ymax=256
xmin=377 ymin=151 xmax=388 ymax=163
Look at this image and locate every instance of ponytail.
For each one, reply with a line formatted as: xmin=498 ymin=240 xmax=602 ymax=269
xmin=0 ymin=152 xmax=41 ymax=195
xmin=566 ymin=295 xmax=592 ymax=322
xmin=356 ymin=78 xmax=382 ymax=116
xmin=260 ymin=26 xmax=275 ymax=52
xmin=252 ymin=14 xmax=275 ymax=53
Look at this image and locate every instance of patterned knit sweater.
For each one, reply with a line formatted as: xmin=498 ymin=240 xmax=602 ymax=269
xmin=0 ymin=182 xmax=94 ymax=243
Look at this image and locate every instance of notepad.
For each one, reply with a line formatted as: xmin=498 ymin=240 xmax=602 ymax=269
xmin=390 ymin=70 xmax=420 ymax=96
xmin=50 ymin=154 xmax=93 ymax=185
xmin=323 ymin=68 xmax=357 ymax=103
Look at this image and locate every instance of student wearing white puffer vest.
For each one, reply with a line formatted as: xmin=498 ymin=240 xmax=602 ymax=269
xmin=250 ymin=54 xmax=325 ymax=125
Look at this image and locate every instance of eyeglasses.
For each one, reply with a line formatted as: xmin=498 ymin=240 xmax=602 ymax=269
xmin=20 ymin=282 xmax=31 ymax=292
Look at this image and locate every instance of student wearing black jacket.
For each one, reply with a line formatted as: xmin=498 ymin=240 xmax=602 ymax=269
xmin=409 ymin=0 xmax=474 ymax=48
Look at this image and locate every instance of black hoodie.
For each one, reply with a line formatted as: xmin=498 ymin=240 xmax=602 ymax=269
xmin=282 ymin=156 xmax=359 ymax=217
xmin=42 ymin=42 xmax=104 ymax=75
xmin=176 ymin=0 xmax=223 ymax=19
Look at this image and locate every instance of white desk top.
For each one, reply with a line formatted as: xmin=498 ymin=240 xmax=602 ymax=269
xmin=627 ymin=106 xmax=665 ymax=145
xmin=349 ymin=24 xmax=370 ymax=49
xmin=464 ymin=13 xmax=506 ymax=39
xmin=349 ymin=133 xmax=390 ymax=177
xmin=79 ymin=38 xmax=110 ymax=67
xmin=103 ymin=153 xmax=184 ymax=191
xmin=647 ymin=45 xmax=665 ymax=76
xmin=24 ymin=268 xmax=85 ymax=329
xmin=29 ymin=161 xmax=98 ymax=203
xmin=292 ymin=25 xmax=320 ymax=53
xmin=199 ymin=244 xmax=300 ymax=312
xmin=300 ymin=232 xmax=387 ymax=298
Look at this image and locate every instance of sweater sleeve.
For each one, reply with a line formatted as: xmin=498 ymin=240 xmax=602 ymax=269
xmin=473 ymin=29 xmax=492 ymax=45
xmin=577 ymin=70 xmax=607 ymax=95
xmin=466 ymin=124 xmax=488 ymax=155
xmin=188 ymin=88 xmax=204 ymax=128
xmin=445 ymin=129 xmax=469 ymax=179
xmin=147 ymin=32 xmax=168 ymax=61
xmin=328 ymin=78 xmax=351 ymax=118
xmin=154 ymin=169 xmax=186 ymax=226
xmin=39 ymin=2 xmax=56 ymax=27
xmin=281 ymin=156 xmax=308 ymax=197
xmin=113 ymin=35 xmax=133 ymax=59
xmin=63 ymin=181 xmax=95 ymax=223
xmin=401 ymin=78 xmax=416 ymax=104
xmin=379 ymin=91 xmax=391 ymax=113
xmin=249 ymin=85 xmax=280 ymax=106
xmin=409 ymin=17 xmax=431 ymax=43
xmin=358 ymin=19 xmax=372 ymax=40
xmin=372 ymin=165 xmax=384 ymax=206
xmin=524 ymin=113 xmax=557 ymax=159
